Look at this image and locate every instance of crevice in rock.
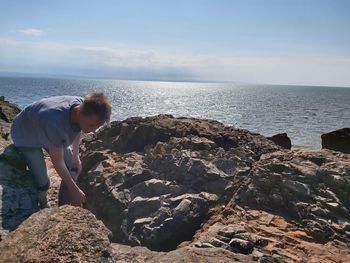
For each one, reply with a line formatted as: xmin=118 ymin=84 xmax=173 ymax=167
xmin=75 ymin=114 xmax=283 ymax=252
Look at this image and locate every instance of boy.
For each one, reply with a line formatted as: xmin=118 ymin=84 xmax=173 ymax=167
xmin=10 ymin=92 xmax=112 ymax=208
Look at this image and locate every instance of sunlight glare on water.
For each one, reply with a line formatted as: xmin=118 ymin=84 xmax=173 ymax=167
xmin=1 ymin=77 xmax=349 ymax=149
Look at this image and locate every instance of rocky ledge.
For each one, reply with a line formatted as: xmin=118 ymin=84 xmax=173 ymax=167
xmin=77 ymin=114 xmax=280 ymax=251
xmin=0 ymin=96 xmax=349 ymax=262
xmin=0 ymin=96 xmax=21 ymax=150
xmin=322 ymin=128 xmax=350 ymax=154
xmin=0 ymin=205 xmax=256 ymax=262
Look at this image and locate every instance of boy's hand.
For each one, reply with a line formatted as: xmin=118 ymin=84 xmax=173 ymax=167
xmin=70 ymin=187 xmax=86 ymax=207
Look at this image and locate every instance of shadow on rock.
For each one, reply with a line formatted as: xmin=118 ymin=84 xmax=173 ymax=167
xmin=0 ymin=144 xmax=39 ymax=240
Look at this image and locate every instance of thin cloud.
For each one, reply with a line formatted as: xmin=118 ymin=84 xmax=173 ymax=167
xmin=0 ymin=37 xmax=350 ymax=86
xmin=19 ymin=28 xmax=44 ymax=36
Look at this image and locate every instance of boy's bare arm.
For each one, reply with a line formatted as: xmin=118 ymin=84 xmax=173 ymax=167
xmin=71 ymin=131 xmax=82 ymax=157
xmin=48 ymin=147 xmax=86 ymax=205
xmin=49 ymin=147 xmax=79 ymax=190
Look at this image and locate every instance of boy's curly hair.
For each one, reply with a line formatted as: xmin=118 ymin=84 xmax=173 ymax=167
xmin=81 ymin=92 xmax=112 ymax=125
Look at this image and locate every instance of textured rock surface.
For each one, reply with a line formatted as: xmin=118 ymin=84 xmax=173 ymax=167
xmin=267 ymin=132 xmax=292 ymax=149
xmin=191 ymin=208 xmax=350 ymax=263
xmin=191 ymin=149 xmax=350 ymax=262
xmin=111 ymin=243 xmax=252 ymax=262
xmin=77 ymin=115 xmax=350 ymax=261
xmin=0 ymin=132 xmax=11 ymax=153
xmin=322 ymin=128 xmax=350 ymax=153
xmin=0 ymin=96 xmax=21 ymax=152
xmin=0 ymin=205 xmax=255 ymax=263
xmin=236 ymin=149 xmax=350 ymax=243
xmin=0 ymin=96 xmax=21 ymax=123
xmin=0 ymin=144 xmax=39 ymax=241
xmin=78 ymin=114 xmax=280 ymax=250
xmin=0 ymin=205 xmax=114 ymax=262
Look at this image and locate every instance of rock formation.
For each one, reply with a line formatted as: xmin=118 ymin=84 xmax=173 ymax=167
xmin=0 ymin=205 xmax=114 ymax=262
xmin=0 ymin=96 xmax=21 ymax=123
xmin=236 ymin=149 xmax=350 ymax=244
xmin=192 ymin=149 xmax=350 ymax=262
xmin=76 ymin=114 xmax=349 ymax=261
xmin=267 ymin=132 xmax=292 ymax=149
xmin=322 ymin=128 xmax=350 ymax=154
xmin=0 ymin=96 xmax=349 ymax=262
xmin=0 ymin=205 xmax=255 ymax=262
xmin=0 ymin=96 xmax=20 ymax=150
xmin=77 ymin=114 xmax=280 ymax=251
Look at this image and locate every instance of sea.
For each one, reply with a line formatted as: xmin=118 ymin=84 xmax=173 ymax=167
xmin=0 ymin=76 xmax=349 ymax=149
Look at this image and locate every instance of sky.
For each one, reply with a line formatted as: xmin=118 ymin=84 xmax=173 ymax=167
xmin=0 ymin=0 xmax=349 ymax=86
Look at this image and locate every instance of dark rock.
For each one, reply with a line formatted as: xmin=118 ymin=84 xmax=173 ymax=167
xmin=322 ymin=128 xmax=350 ymax=153
xmin=0 ymin=204 xmax=256 ymax=262
xmin=78 ymin=114 xmax=280 ymax=251
xmin=0 ymin=205 xmax=114 ymax=262
xmin=0 ymin=97 xmax=21 ymax=151
xmin=1 ymin=143 xmax=27 ymax=172
xmin=236 ymin=149 xmax=350 ymax=243
xmin=229 ymin=238 xmax=254 ymax=254
xmin=0 ymin=96 xmax=21 ymax=123
xmin=267 ymin=133 xmax=292 ymax=149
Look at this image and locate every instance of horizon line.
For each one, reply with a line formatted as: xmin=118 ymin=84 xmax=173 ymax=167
xmin=0 ymin=71 xmax=349 ymax=89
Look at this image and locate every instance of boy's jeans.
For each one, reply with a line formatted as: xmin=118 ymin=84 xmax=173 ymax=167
xmin=16 ymin=146 xmax=78 ymax=206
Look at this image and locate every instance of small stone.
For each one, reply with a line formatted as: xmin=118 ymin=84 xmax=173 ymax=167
xmin=229 ymin=238 xmax=254 ymax=254
xmin=283 ymin=179 xmax=311 ymax=197
xmin=134 ymin=217 xmax=153 ymax=225
xmin=325 ymin=202 xmax=340 ymax=210
xmin=218 ymin=226 xmax=246 ymax=238
xmin=174 ymin=199 xmax=192 ymax=215
xmin=215 ymin=234 xmax=231 ymax=243
xmin=342 ymin=222 xmax=350 ymax=231
xmin=198 ymin=242 xmax=216 ymax=248
xmin=252 ymin=249 xmax=264 ymax=260
xmin=209 ymin=237 xmax=230 ymax=249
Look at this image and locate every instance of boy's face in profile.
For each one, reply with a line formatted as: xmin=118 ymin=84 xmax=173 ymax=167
xmin=79 ymin=113 xmax=105 ymax=133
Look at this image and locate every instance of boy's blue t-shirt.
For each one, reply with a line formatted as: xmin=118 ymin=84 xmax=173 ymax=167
xmin=10 ymin=95 xmax=84 ymax=149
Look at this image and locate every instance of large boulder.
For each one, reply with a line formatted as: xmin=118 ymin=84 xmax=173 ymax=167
xmin=236 ymin=149 xmax=350 ymax=243
xmin=0 ymin=95 xmax=21 ymax=123
xmin=111 ymin=243 xmax=252 ymax=262
xmin=0 ymin=96 xmax=21 ymax=152
xmin=77 ymin=114 xmax=281 ymax=251
xmin=0 ymin=205 xmax=114 ymax=262
xmin=267 ymin=132 xmax=292 ymax=149
xmin=322 ymin=128 xmax=350 ymax=153
xmin=0 ymin=205 xmax=256 ymax=262
xmin=191 ymin=207 xmax=350 ymax=262
xmin=189 ymin=149 xmax=350 ymax=262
